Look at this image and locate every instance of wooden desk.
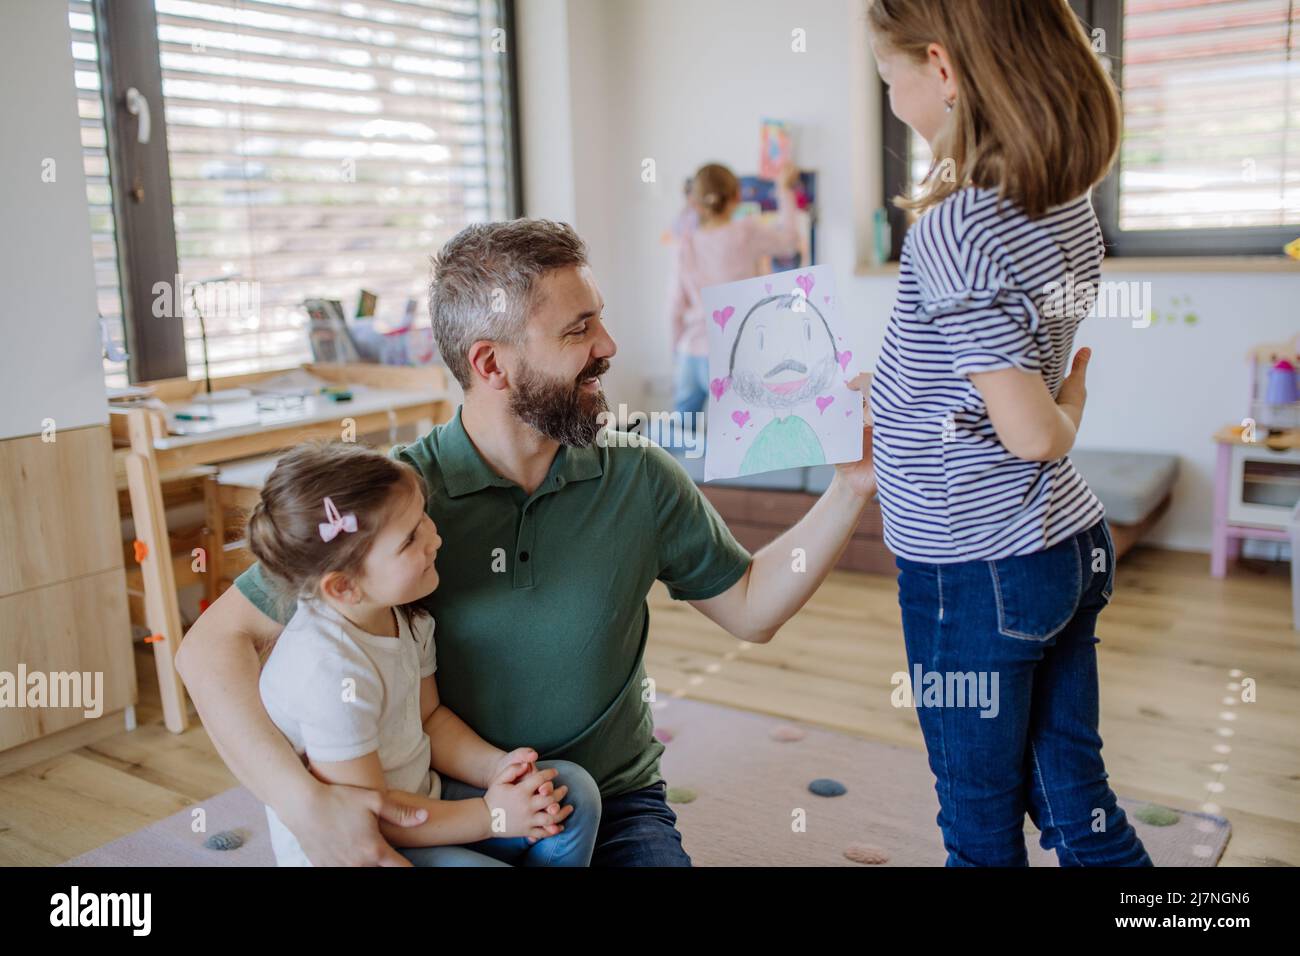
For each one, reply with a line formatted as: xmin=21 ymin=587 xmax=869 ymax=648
xmin=114 ymin=363 xmax=452 ymax=732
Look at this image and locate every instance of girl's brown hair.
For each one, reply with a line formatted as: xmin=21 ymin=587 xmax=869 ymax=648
xmin=246 ymin=441 xmax=426 ymax=611
xmin=868 ymin=0 xmax=1121 ymax=219
xmin=690 ymin=163 xmax=741 ymax=218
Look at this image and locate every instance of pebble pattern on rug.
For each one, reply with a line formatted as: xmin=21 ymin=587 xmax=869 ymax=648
xmin=770 ymin=725 xmax=806 ymax=742
xmin=808 ymin=778 xmax=847 ymax=797
xmin=843 ymin=843 xmax=890 ymax=865
xmin=203 ymin=830 xmax=244 ymax=851
xmin=1133 ymin=804 xmax=1180 ymax=827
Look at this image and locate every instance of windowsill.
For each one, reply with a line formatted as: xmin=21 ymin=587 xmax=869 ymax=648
xmin=854 ymin=256 xmax=1300 ymax=277
xmin=854 ymin=261 xmax=900 ymax=276
xmin=1097 ymin=256 xmax=1298 ymax=274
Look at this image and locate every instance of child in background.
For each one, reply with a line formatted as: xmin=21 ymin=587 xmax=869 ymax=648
xmin=667 ymin=161 xmax=803 ymax=418
xmin=664 ymin=177 xmax=699 ymax=244
xmin=866 ymin=0 xmax=1151 ymax=866
xmin=248 ymin=441 xmax=601 ymax=866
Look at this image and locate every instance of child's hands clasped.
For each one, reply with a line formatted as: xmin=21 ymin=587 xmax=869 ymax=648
xmin=490 ymin=746 xmax=539 ymax=782
xmin=483 ymin=760 xmax=574 ymax=842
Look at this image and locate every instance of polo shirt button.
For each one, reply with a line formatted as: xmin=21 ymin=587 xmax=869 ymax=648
xmin=520 ymin=551 xmax=530 ymax=562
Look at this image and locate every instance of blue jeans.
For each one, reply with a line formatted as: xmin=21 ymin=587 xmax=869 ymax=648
xmin=397 ymin=760 xmax=601 ymax=867
xmin=672 ymin=353 xmax=710 ymax=417
xmin=895 ymin=518 xmax=1152 ymax=867
xmin=590 ymin=781 xmax=691 ymax=867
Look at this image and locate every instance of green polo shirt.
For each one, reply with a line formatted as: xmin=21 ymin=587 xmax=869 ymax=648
xmin=235 ymin=405 xmax=752 ymax=797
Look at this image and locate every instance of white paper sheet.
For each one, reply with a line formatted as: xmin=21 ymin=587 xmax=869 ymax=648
xmin=702 ymin=264 xmax=862 ymax=481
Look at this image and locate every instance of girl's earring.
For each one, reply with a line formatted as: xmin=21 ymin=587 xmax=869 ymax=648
xmin=944 ymin=97 xmax=955 ymax=113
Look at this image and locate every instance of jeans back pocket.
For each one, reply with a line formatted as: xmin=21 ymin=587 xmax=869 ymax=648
xmin=1095 ymin=519 xmax=1117 ymax=604
xmin=986 ymin=536 xmax=1082 ymax=641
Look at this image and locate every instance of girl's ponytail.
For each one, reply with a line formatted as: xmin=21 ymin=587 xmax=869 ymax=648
xmin=241 ymin=441 xmax=426 ymax=605
xmin=690 ymin=163 xmax=741 ymax=218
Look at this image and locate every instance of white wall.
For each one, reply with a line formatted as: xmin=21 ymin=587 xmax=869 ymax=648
xmin=0 ymin=0 xmax=106 ymax=439
xmin=521 ymin=0 xmax=1300 ymax=552
xmin=516 ymin=0 xmax=577 ymax=224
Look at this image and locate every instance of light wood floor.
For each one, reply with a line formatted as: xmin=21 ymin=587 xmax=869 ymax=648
xmin=1 ymin=547 xmax=1296 ymax=866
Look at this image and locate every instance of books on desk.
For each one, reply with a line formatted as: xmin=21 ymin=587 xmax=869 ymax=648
xmin=304 ymin=299 xmax=363 ymax=364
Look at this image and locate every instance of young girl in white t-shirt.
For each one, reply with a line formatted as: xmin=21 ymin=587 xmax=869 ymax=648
xmin=247 ymin=441 xmax=601 ymax=866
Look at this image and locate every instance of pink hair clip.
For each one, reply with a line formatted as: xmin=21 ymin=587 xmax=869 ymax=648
xmin=318 ymin=496 xmax=357 ymax=542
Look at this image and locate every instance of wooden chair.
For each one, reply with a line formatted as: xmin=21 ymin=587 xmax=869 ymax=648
xmin=202 ymin=455 xmax=282 ymax=604
xmin=202 ymin=443 xmax=402 ymax=602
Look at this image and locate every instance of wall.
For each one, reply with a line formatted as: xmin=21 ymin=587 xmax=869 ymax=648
xmin=0 ymin=0 xmax=106 ymax=439
xmin=519 ymin=0 xmax=1300 ymax=553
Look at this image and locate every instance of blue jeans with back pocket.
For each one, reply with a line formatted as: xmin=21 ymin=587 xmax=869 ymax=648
xmin=895 ymin=518 xmax=1152 ymax=866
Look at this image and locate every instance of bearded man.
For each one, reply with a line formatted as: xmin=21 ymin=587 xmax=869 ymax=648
xmin=176 ymin=219 xmax=875 ymax=867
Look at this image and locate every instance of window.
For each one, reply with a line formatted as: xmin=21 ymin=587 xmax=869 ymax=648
xmin=68 ymin=0 xmax=129 ymax=389
xmin=72 ymin=0 xmax=519 ymax=384
xmin=879 ymin=0 xmax=1299 ymax=259
xmin=1095 ymin=0 xmax=1300 ymax=252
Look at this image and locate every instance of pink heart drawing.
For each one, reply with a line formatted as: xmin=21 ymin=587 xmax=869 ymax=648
xmin=709 ymin=376 xmax=730 ymax=401
xmin=816 ymin=396 xmax=835 ymax=415
xmin=837 ymin=349 xmax=853 ymax=371
xmin=712 ymin=306 xmax=734 ymax=331
xmin=764 ymin=283 xmax=773 ymax=294
xmin=824 ymin=295 xmax=832 ymax=305
xmin=845 ymin=409 xmax=853 ymax=416
xmin=795 ymin=273 xmax=815 ymax=297
xmin=731 ymin=410 xmax=750 ymax=428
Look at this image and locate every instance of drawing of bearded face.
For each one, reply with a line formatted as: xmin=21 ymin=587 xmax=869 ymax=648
xmin=728 ymin=294 xmax=838 ymax=411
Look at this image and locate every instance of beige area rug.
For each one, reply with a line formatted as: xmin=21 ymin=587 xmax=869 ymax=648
xmin=62 ymin=698 xmax=1229 ymax=867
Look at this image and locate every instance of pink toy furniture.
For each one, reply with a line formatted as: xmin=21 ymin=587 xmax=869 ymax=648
xmin=1211 ymin=336 xmax=1300 ymax=579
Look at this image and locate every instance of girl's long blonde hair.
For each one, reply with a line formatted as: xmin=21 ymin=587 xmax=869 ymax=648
xmin=868 ymin=0 xmax=1121 ymax=219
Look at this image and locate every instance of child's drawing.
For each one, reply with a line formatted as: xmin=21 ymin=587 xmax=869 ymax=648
xmin=703 ymin=264 xmax=862 ymax=481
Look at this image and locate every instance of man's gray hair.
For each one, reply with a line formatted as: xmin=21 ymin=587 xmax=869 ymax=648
xmin=429 ymin=218 xmax=589 ymax=389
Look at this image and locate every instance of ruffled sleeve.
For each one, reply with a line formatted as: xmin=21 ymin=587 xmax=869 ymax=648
xmin=910 ymin=211 xmax=1044 ymax=377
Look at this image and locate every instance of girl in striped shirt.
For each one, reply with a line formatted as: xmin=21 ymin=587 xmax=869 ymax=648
xmin=866 ymin=0 xmax=1151 ymax=866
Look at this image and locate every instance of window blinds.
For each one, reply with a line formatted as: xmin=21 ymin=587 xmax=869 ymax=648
xmin=157 ymin=0 xmax=512 ymax=377
xmin=1120 ymin=0 xmax=1300 ymax=230
xmin=69 ymin=0 xmax=129 ymax=388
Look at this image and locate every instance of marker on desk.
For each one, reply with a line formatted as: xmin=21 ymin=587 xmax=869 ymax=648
xmin=174 ymin=412 xmax=215 ymax=421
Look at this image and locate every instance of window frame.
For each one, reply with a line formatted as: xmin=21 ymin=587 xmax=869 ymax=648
xmin=91 ymin=0 xmax=523 ymax=384
xmin=94 ymin=0 xmax=185 ymax=382
xmin=878 ymin=0 xmax=1297 ymax=261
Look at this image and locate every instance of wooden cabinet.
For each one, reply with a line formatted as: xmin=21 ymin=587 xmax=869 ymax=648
xmin=0 ymin=426 xmax=136 ymax=769
xmin=0 ymin=569 xmax=135 ymax=751
xmin=0 ymin=426 xmax=123 ymax=594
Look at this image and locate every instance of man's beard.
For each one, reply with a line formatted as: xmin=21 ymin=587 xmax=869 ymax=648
xmin=508 ymin=355 xmax=610 ymax=447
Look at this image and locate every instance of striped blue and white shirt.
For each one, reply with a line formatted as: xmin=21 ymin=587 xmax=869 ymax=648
xmin=869 ymin=186 xmax=1105 ymax=563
